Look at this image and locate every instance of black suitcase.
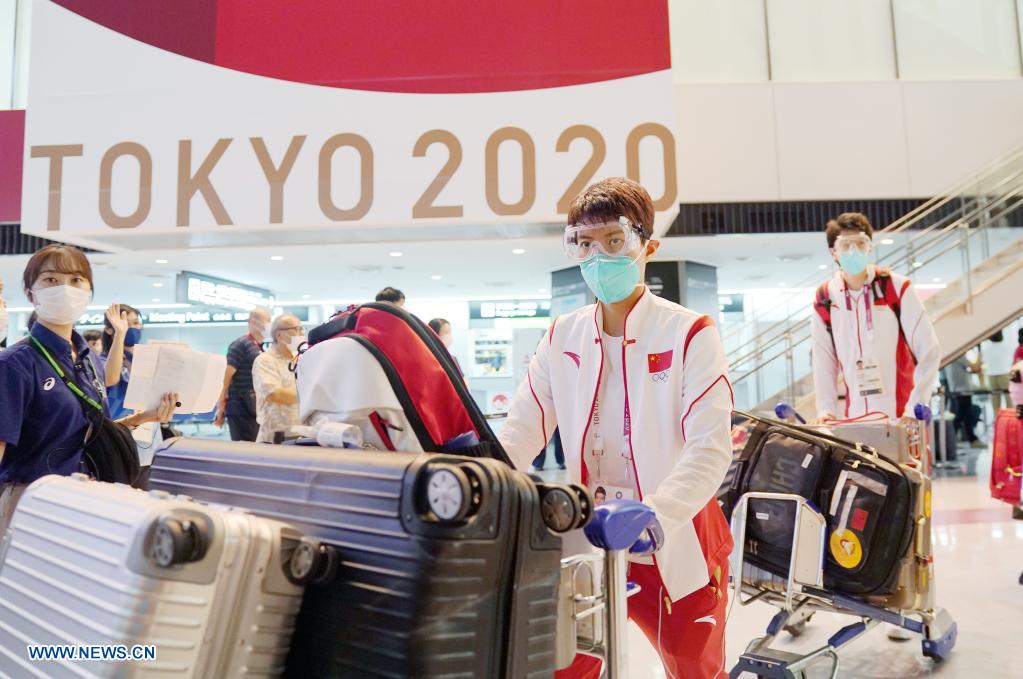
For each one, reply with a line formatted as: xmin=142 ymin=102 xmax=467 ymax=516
xmin=149 ymin=437 xmax=589 ymax=678
xmin=723 ymin=412 xmax=915 ymax=597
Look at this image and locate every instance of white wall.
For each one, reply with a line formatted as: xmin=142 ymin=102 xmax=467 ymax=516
xmin=0 ymin=0 xmax=15 ymax=109
xmin=675 ymin=79 xmax=1023 ymax=202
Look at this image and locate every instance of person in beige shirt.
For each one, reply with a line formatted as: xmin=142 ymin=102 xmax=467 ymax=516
xmin=252 ymin=313 xmax=304 ymax=443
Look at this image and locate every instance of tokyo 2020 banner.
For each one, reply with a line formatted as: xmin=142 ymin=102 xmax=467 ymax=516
xmin=21 ymin=0 xmax=677 ymax=246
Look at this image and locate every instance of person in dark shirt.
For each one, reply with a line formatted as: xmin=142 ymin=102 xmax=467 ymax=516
xmin=214 ymin=308 xmax=271 ymax=441
xmin=0 ymin=245 xmax=176 ymax=533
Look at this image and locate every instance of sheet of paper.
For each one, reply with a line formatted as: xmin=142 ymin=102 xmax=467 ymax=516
xmin=123 ymin=344 xmax=226 ymax=414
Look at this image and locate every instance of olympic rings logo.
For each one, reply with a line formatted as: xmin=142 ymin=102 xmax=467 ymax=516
xmin=651 ymin=371 xmax=670 ymax=383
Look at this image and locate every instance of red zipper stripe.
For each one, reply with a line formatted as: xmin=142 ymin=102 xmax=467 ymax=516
xmin=527 ymin=372 xmax=547 ymax=446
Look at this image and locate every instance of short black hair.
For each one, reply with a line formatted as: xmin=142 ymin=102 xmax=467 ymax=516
xmin=428 ymin=318 xmax=450 ymax=334
xmin=84 ymin=330 xmax=102 ymax=343
xmin=375 ymin=287 xmax=405 ymax=304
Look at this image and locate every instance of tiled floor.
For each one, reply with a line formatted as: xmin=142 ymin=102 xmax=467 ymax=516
xmin=546 ymin=444 xmax=1023 ymax=678
xmin=717 ymin=466 xmax=1022 ymax=678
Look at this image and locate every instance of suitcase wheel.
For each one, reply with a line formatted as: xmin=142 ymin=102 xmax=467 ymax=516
xmin=568 ymin=483 xmax=593 ymax=529
xmin=424 ymin=464 xmax=476 ymax=523
xmin=150 ymin=517 xmax=207 ymax=568
xmin=287 ymin=541 xmax=339 ymax=586
xmin=539 ymin=486 xmax=584 ymax=534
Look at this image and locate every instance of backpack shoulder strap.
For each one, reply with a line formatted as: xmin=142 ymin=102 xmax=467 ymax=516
xmin=874 ymin=272 xmax=917 ymax=363
xmin=813 ymin=281 xmax=837 ymax=355
xmin=814 ymin=281 xmax=833 ymax=328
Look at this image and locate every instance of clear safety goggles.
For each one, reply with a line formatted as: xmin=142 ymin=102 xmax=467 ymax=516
xmin=832 ymin=233 xmax=872 ymax=255
xmin=563 ymin=216 xmax=647 ymax=262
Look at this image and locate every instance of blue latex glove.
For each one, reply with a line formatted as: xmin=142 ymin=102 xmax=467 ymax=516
xmin=584 ymin=499 xmax=663 ymax=554
xmin=775 ymin=402 xmax=807 ymax=424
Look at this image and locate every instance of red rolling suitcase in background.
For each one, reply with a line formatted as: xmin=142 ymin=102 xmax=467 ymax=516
xmin=990 ymin=409 xmax=1022 ymax=505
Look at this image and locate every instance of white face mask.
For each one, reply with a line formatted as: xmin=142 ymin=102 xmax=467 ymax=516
xmin=288 ymin=335 xmax=306 ymax=355
xmin=32 ymin=285 xmax=92 ymax=326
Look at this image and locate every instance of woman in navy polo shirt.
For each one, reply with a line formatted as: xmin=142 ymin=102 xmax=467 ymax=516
xmin=0 ymin=245 xmax=176 ymax=533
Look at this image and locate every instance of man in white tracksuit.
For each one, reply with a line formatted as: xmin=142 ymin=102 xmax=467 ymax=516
xmin=499 ymin=178 xmax=733 ymax=679
xmin=811 ymin=212 xmax=940 ymax=422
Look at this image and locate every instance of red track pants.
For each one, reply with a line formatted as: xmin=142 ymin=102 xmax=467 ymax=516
xmin=555 ymin=560 xmax=728 ymax=679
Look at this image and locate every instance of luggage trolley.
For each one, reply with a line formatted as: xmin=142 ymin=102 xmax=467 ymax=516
xmin=728 ymin=492 xmax=957 ymax=679
xmin=556 ymin=499 xmax=665 ymax=678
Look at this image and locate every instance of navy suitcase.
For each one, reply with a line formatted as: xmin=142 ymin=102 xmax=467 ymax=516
xmin=149 ymin=437 xmax=589 ymax=678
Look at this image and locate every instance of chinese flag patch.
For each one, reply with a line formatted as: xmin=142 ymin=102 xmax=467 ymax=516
xmin=648 ymin=350 xmax=673 ymax=373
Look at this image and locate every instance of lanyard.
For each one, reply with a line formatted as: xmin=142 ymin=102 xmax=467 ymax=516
xmin=29 ymin=336 xmax=105 ymax=413
xmin=843 ymin=285 xmax=874 ymax=335
xmin=589 ymin=347 xmax=634 ymax=479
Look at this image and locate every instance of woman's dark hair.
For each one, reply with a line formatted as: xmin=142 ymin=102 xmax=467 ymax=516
xmin=102 ymin=304 xmax=141 ymax=355
xmin=1018 ymin=327 xmax=1023 ymax=346
xmin=567 ymin=177 xmax=653 ymax=240
xmin=428 ymin=318 xmax=450 ymax=335
xmin=22 ymin=244 xmax=94 ymax=298
xmin=84 ymin=330 xmax=102 ymax=344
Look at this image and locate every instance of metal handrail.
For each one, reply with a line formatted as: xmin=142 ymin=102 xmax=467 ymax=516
xmin=723 ymin=177 xmax=1023 ymax=356
xmin=729 ymin=185 xmax=1023 ymax=375
xmin=719 ymin=143 xmax=1023 ymax=350
xmin=729 ymin=176 xmax=1023 ymax=410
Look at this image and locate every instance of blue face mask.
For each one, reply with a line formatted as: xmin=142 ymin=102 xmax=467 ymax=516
xmin=124 ymin=327 xmax=142 ymax=347
xmin=838 ymin=250 xmax=869 ymax=276
xmin=580 ymin=254 xmax=642 ymax=304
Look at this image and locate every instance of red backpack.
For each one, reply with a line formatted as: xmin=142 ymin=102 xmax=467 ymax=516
xmin=298 ymin=303 xmax=511 ymax=464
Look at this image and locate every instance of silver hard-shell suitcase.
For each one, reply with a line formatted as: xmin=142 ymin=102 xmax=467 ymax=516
xmin=0 ymin=474 xmax=327 ymax=678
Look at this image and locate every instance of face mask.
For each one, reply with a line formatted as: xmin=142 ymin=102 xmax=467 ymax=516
xmin=439 ymin=333 xmax=453 ymax=349
xmin=838 ymin=250 xmax=869 ymax=276
xmin=580 ymin=254 xmax=642 ymax=304
xmin=288 ymin=335 xmax=306 ymax=355
xmin=32 ymin=285 xmax=92 ymax=326
xmin=124 ymin=327 xmax=142 ymax=347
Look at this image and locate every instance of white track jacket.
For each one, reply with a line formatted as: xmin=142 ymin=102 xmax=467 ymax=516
xmin=499 ymin=288 xmax=734 ymax=602
xmin=811 ymin=267 xmax=940 ymax=420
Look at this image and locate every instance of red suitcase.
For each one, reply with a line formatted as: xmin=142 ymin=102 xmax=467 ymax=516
xmin=990 ymin=409 xmax=1022 ymax=505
